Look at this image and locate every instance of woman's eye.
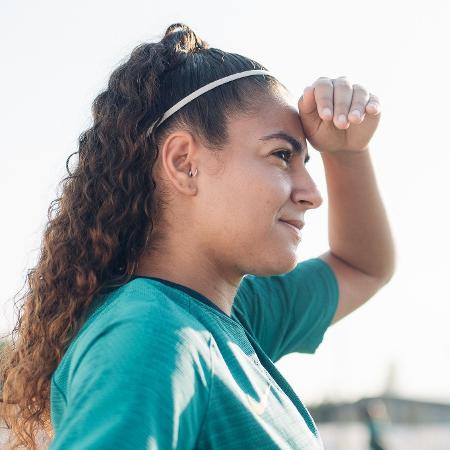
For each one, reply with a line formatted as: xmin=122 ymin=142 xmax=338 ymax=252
xmin=273 ymin=149 xmax=294 ymax=164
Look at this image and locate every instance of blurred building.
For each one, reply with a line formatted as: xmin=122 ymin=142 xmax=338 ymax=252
xmin=310 ymin=395 xmax=450 ymax=450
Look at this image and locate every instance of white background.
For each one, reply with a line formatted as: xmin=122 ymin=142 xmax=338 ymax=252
xmin=1 ymin=0 xmax=449 ymax=406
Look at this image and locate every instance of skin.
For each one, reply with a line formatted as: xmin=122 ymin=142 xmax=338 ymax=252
xmin=137 ymin=75 xmax=396 ymax=324
xmin=136 ymin=88 xmax=323 ymax=316
xmin=299 ymin=76 xmax=395 ymax=325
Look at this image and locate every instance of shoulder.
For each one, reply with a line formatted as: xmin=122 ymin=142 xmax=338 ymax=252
xmin=53 ymin=278 xmax=213 ymax=384
xmin=85 ymin=277 xmax=211 ymax=339
xmin=50 ymin=279 xmax=214 ymax=448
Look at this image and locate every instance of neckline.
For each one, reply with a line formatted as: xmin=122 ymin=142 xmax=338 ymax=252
xmin=129 ymin=275 xmax=242 ymax=326
xmin=129 ymin=275 xmax=319 ymax=438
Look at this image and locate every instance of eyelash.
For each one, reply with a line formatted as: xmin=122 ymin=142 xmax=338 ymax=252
xmin=273 ymin=149 xmax=294 ymax=164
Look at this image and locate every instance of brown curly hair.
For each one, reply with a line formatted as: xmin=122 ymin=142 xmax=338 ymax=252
xmin=0 ymin=22 xmax=281 ymax=449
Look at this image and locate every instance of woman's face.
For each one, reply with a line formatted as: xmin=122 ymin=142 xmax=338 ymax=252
xmin=192 ymin=89 xmax=323 ymax=277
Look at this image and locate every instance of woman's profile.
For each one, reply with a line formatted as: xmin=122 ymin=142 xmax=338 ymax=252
xmin=0 ymin=22 xmax=395 ymax=449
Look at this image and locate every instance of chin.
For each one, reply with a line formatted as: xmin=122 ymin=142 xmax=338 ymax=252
xmin=278 ymin=252 xmax=299 ymax=274
xmin=249 ymin=249 xmax=299 ymax=277
xmin=272 ymin=238 xmax=300 ymax=270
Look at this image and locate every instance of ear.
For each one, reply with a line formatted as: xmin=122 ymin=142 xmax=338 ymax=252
xmin=159 ymin=130 xmax=199 ymax=196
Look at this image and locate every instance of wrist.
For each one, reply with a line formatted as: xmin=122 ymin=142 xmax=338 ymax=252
xmin=320 ymin=146 xmax=371 ymax=168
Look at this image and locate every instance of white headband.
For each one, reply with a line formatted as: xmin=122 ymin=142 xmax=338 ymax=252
xmin=146 ymin=69 xmax=275 ymax=136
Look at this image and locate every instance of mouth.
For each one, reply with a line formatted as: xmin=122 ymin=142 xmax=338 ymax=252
xmin=279 ymin=220 xmax=303 ymax=239
xmin=279 ymin=219 xmax=305 ymax=231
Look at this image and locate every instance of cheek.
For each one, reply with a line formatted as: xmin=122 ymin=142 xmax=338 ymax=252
xmin=199 ymin=152 xmax=290 ymax=216
xmin=215 ymin=169 xmax=289 ymax=237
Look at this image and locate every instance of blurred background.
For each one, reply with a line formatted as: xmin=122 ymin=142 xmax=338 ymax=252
xmin=1 ymin=0 xmax=449 ymax=448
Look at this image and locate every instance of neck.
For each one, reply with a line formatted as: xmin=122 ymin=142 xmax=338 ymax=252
xmin=135 ymin=244 xmax=243 ymax=317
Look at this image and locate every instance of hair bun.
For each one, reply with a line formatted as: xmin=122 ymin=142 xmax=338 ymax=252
xmin=163 ymin=22 xmax=209 ymax=53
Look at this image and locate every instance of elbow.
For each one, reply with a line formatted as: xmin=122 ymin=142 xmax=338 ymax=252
xmin=378 ymin=253 xmax=397 ymax=286
xmin=380 ymin=269 xmax=395 ymax=286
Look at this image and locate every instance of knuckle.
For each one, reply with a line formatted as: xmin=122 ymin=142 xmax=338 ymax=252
xmin=313 ymin=77 xmax=333 ymax=87
xmin=352 ymin=83 xmax=367 ymax=93
xmin=333 ymin=77 xmax=352 ymax=88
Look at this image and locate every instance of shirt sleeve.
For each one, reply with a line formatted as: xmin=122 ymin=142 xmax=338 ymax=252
xmin=49 ymin=308 xmax=212 ymax=450
xmin=231 ymin=257 xmax=339 ymax=363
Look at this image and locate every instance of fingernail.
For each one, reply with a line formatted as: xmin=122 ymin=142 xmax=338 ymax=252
xmin=322 ymin=108 xmax=332 ymax=118
xmin=350 ymin=110 xmax=360 ymax=118
xmin=338 ymin=114 xmax=347 ymax=124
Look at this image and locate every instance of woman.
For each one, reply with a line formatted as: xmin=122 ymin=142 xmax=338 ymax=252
xmin=0 ymin=22 xmax=395 ymax=449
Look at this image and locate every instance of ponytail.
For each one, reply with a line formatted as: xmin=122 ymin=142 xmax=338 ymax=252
xmin=0 ymin=22 xmax=281 ymax=450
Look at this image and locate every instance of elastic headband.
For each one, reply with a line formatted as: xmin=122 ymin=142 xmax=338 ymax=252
xmin=146 ymin=69 xmax=275 ymax=136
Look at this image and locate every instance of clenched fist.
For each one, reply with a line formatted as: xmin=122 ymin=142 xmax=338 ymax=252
xmin=298 ymin=76 xmax=381 ymax=153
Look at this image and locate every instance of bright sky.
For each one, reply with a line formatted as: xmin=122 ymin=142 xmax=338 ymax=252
xmin=1 ymin=0 xmax=449 ymax=406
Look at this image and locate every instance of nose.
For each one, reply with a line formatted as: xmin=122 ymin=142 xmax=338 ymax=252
xmin=291 ymin=167 xmax=323 ymax=210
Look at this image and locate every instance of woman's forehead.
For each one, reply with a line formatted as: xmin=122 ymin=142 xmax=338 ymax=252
xmin=229 ymin=94 xmax=306 ymax=144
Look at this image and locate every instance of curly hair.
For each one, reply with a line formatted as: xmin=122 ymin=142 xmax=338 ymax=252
xmin=0 ymin=22 xmax=281 ymax=449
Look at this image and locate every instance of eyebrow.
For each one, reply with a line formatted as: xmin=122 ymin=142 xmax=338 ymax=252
xmin=259 ymin=131 xmax=310 ymax=163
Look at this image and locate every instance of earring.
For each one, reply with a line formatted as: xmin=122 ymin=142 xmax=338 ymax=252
xmin=188 ymin=168 xmax=198 ymax=177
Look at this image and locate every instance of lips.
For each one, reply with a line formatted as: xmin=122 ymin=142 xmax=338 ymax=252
xmin=279 ymin=219 xmax=305 ymax=231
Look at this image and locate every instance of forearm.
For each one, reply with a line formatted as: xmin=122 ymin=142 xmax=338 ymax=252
xmin=320 ymin=148 xmax=396 ymax=280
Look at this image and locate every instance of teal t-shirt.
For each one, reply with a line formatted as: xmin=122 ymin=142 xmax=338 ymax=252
xmin=49 ymin=257 xmax=339 ymax=449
